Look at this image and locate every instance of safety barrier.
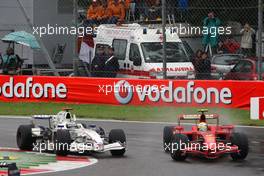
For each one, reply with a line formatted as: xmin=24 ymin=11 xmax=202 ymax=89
xmin=0 ymin=75 xmax=263 ymax=112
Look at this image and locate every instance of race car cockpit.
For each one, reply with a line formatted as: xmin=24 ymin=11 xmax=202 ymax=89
xmin=197 ymin=110 xmax=209 ymax=132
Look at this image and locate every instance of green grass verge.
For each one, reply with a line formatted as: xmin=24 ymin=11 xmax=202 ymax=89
xmin=0 ymin=102 xmax=263 ymax=126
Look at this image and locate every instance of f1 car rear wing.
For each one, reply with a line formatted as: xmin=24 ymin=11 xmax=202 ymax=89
xmin=177 ymin=114 xmax=220 ymax=126
xmin=178 ymin=114 xmax=219 ymax=120
xmin=32 ymin=115 xmax=53 ymax=119
xmin=32 ymin=115 xmax=53 ymax=128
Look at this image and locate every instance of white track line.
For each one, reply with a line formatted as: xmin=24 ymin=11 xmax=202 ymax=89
xmin=0 ymin=115 xmax=264 ymax=129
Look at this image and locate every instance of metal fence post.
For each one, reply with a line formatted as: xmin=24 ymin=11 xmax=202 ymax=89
xmin=73 ymin=0 xmax=79 ymax=76
xmin=258 ymin=0 xmax=263 ymax=80
xmin=162 ymin=0 xmax=167 ymax=79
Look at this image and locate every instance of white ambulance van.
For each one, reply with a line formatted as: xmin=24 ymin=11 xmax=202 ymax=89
xmin=94 ymin=23 xmax=194 ymax=79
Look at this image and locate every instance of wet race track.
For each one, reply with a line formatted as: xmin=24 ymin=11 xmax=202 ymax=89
xmin=0 ymin=117 xmax=264 ymax=176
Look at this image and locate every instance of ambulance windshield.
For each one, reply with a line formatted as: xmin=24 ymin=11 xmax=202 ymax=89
xmin=141 ymin=42 xmax=189 ymax=63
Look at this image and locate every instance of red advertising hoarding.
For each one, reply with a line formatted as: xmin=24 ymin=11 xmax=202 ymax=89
xmin=0 ymin=75 xmax=263 ymax=109
xmin=250 ymin=97 xmax=264 ymax=120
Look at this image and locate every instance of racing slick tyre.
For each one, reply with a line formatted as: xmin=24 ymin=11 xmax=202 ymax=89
xmin=171 ymin=134 xmax=189 ymax=161
xmin=230 ymin=132 xmax=249 ymax=161
xmin=109 ymin=129 xmax=126 ymax=156
xmin=55 ymin=130 xmax=72 ymax=156
xmin=16 ymin=124 xmax=35 ymax=150
xmin=163 ymin=126 xmax=174 ymax=152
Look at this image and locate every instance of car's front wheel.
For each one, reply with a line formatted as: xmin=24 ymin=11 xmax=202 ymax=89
xmin=54 ymin=130 xmax=71 ymax=156
xmin=230 ymin=132 xmax=248 ymax=161
xmin=163 ymin=126 xmax=174 ymax=152
xmin=109 ymin=129 xmax=126 ymax=156
xmin=16 ymin=124 xmax=35 ymax=150
xmin=171 ymin=134 xmax=189 ymax=161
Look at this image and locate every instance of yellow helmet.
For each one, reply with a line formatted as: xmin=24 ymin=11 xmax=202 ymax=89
xmin=198 ymin=122 xmax=208 ymax=132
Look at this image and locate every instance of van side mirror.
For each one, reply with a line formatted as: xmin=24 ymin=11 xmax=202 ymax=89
xmin=133 ymin=57 xmax=142 ymax=66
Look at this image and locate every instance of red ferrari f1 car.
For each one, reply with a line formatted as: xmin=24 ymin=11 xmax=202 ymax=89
xmin=163 ymin=109 xmax=248 ymax=161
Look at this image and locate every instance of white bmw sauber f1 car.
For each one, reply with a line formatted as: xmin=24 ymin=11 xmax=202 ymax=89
xmin=16 ymin=108 xmax=126 ymax=156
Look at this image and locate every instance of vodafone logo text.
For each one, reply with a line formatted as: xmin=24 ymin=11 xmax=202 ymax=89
xmin=114 ymin=80 xmax=232 ymax=105
xmin=0 ymin=77 xmax=67 ymax=99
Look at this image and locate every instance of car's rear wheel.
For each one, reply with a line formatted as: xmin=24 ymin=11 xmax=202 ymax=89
xmin=230 ymin=132 xmax=248 ymax=161
xmin=171 ymin=134 xmax=189 ymax=161
xmin=163 ymin=126 xmax=174 ymax=152
xmin=109 ymin=129 xmax=126 ymax=156
xmin=16 ymin=124 xmax=35 ymax=150
xmin=55 ymin=130 xmax=71 ymax=156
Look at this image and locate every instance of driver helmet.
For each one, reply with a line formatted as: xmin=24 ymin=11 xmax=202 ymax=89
xmin=198 ymin=122 xmax=208 ymax=132
xmin=66 ymin=112 xmax=71 ymax=119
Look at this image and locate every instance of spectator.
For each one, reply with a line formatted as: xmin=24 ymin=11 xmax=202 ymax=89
xmin=217 ymin=41 xmax=227 ymax=54
xmin=124 ymin=0 xmax=136 ymax=21
xmin=2 ymin=48 xmax=21 ymax=75
xmin=135 ymin=0 xmax=149 ymax=21
xmin=104 ymin=46 xmax=119 ymax=77
xmin=124 ymin=0 xmax=132 ymax=10
xmin=195 ymin=52 xmax=211 ymax=80
xmin=91 ymin=45 xmax=107 ymax=77
xmin=178 ymin=0 xmax=189 ymax=21
xmin=108 ymin=0 xmax=126 ymax=24
xmin=108 ymin=0 xmax=114 ymax=7
xmin=240 ymin=23 xmax=255 ymax=57
xmin=86 ymin=0 xmax=101 ymax=26
xmin=148 ymin=0 xmax=161 ymax=20
xmin=223 ymin=39 xmax=240 ymax=54
xmin=97 ymin=1 xmax=112 ymax=24
xmin=193 ymin=49 xmax=203 ymax=70
xmin=166 ymin=0 xmax=177 ymax=17
xmin=119 ymin=0 xmax=126 ymax=11
xmin=202 ymin=12 xmax=221 ymax=56
xmin=120 ymin=0 xmax=132 ymax=21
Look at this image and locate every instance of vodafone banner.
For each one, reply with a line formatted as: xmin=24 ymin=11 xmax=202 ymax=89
xmin=250 ymin=97 xmax=264 ymax=120
xmin=0 ymin=75 xmax=264 ymax=109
